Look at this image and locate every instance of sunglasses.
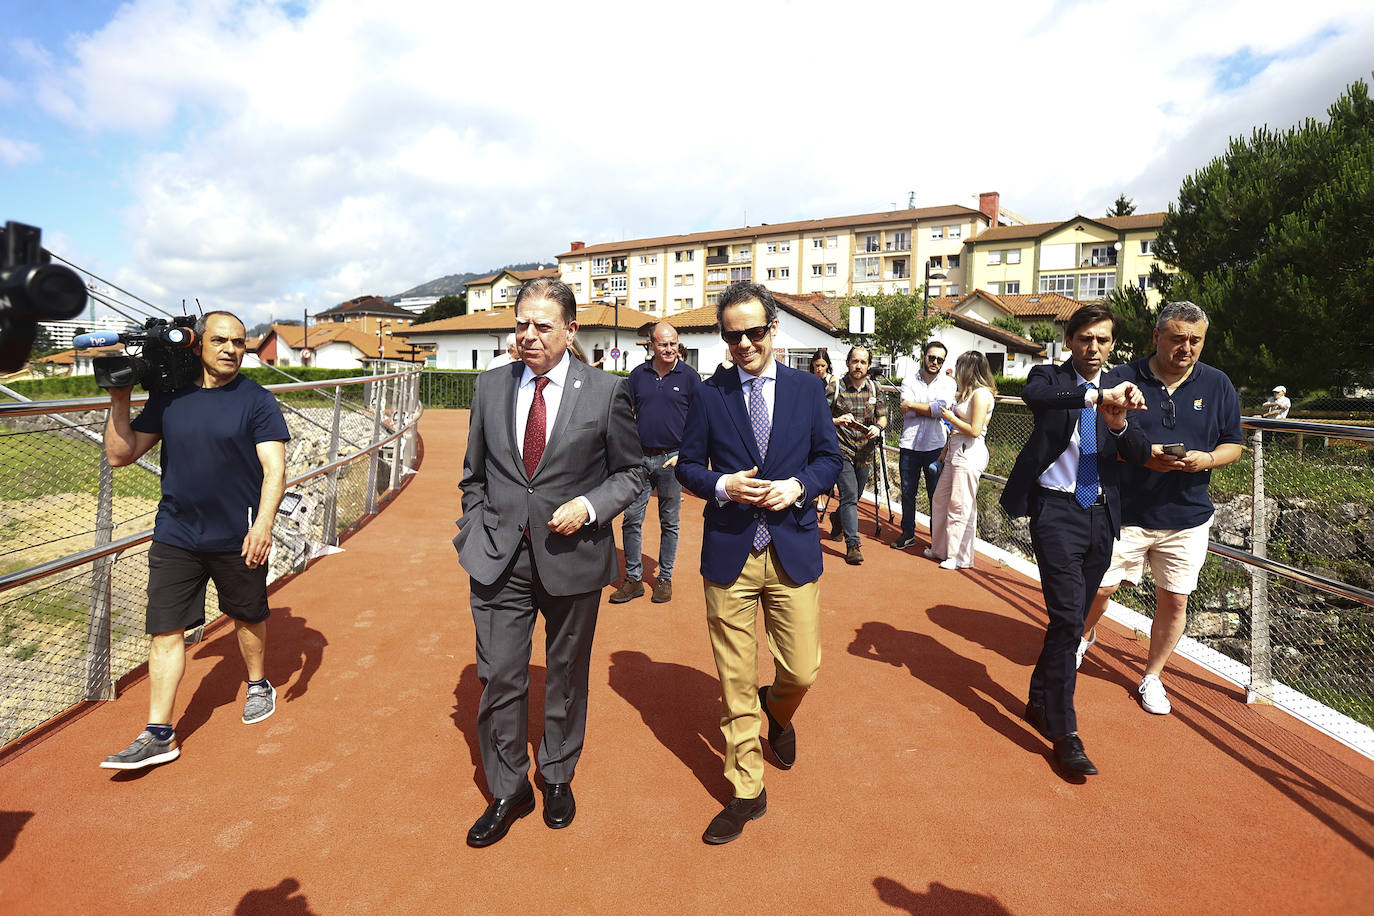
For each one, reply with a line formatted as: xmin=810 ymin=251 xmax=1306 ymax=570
xmin=926 ymin=355 xmax=945 ymax=364
xmin=1161 ymin=394 xmax=1176 ymax=429
xmin=721 ymin=325 xmax=770 ymax=346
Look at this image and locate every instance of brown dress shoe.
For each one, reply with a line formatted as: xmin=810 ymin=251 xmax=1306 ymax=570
xmin=845 ymin=544 xmax=863 ymax=565
xmin=651 ymin=579 xmax=672 ymax=603
xmin=609 ymin=579 xmax=644 ymax=603
xmin=702 ymin=790 xmax=767 ymax=845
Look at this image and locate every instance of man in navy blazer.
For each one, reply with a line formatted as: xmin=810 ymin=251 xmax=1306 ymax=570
xmin=676 ymin=282 xmax=841 ymax=844
xmin=1000 ymin=302 xmax=1150 ymax=777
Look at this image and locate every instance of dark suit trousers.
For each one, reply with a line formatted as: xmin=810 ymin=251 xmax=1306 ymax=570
xmin=469 ymin=540 xmax=601 ymax=797
xmin=1027 ymin=491 xmax=1113 ymax=736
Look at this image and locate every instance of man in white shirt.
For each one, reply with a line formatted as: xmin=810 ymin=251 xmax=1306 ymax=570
xmin=893 ymin=340 xmax=957 ymax=551
xmin=486 ymin=333 xmax=518 ymax=369
xmin=1262 ymin=385 xmax=1290 ymax=419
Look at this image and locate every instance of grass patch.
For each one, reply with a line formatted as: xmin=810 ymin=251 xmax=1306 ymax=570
xmin=0 ymin=426 xmax=161 ymax=500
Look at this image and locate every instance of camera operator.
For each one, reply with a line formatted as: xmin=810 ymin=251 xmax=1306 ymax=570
xmin=100 ymin=311 xmax=290 ymax=771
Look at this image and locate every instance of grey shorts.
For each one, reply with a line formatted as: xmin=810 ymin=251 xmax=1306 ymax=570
xmin=145 ymin=541 xmax=270 ymax=634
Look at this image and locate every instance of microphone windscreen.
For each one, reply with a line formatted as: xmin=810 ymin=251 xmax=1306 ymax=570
xmin=73 ymin=329 xmax=122 ymax=349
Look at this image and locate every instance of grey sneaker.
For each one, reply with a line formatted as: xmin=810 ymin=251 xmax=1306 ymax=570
xmin=100 ymin=730 xmax=180 ymax=770
xmin=243 ymin=681 xmax=277 ymax=724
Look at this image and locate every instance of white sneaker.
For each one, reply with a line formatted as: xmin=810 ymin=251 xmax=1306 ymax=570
xmin=938 ymin=559 xmax=958 ymax=570
xmin=1138 ymin=674 xmax=1171 ymax=715
xmin=1075 ymin=629 xmax=1097 ymax=670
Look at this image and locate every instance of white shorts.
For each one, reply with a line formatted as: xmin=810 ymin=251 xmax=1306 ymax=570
xmin=1100 ymin=518 xmax=1213 ymax=595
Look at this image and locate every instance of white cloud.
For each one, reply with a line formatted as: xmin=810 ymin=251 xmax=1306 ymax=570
xmin=11 ymin=0 xmax=1374 ymax=324
xmin=0 ymin=136 xmax=41 ymax=166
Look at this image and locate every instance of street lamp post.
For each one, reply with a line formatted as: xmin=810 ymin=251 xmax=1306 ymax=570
xmin=923 ymin=261 xmax=948 ymax=317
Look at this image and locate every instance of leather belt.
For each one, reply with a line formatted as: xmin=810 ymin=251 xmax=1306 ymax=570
xmin=1037 ymin=486 xmax=1106 ymax=507
xmin=643 ymin=447 xmax=678 ymax=456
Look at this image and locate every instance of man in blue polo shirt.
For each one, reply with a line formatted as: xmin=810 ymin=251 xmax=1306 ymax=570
xmin=610 ymin=321 xmax=701 ymax=604
xmin=100 ymin=311 xmax=290 ymax=770
xmin=1078 ymin=301 xmax=1242 ymax=716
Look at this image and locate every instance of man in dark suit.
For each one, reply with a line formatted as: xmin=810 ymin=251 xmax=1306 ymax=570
xmin=1000 ymin=302 xmax=1150 ymax=777
xmin=454 ymin=278 xmax=646 ymax=847
xmin=676 ymin=282 xmax=841 ymax=844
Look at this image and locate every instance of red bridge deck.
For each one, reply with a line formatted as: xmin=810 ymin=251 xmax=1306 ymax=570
xmin=2 ymin=410 xmax=1371 ymax=914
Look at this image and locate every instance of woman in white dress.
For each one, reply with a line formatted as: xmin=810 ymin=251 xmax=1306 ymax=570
xmin=925 ymin=351 xmax=996 ymax=569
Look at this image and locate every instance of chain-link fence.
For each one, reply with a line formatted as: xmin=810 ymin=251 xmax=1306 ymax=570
xmin=872 ymin=386 xmax=1374 ymax=738
xmin=0 ymin=369 xmax=421 ymax=747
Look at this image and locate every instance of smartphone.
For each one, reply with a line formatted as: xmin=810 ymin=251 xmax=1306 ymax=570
xmin=1161 ymin=443 xmax=1187 ymax=458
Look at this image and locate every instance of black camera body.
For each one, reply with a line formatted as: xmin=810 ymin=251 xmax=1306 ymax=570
xmin=93 ymin=317 xmax=201 ymax=392
xmin=0 ymin=221 xmax=88 ymax=372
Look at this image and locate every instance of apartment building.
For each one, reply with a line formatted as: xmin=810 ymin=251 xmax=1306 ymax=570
xmin=557 ymin=193 xmax=1006 ymax=316
xmin=464 ymin=268 xmax=560 ymax=313
xmin=963 ymin=212 xmax=1169 ymax=306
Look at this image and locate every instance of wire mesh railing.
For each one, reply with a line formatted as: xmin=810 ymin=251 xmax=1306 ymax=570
xmin=873 ymin=386 xmax=1374 ymax=744
xmin=0 ymin=369 xmax=422 ymax=747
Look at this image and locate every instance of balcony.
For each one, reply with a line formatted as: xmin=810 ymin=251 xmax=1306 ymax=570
xmin=705 ymin=254 xmax=728 ymax=266
xmin=729 ymin=254 xmax=753 ymax=264
xmin=885 ymin=239 xmax=911 ymax=252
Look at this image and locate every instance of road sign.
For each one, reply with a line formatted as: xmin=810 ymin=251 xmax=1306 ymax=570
xmin=848 ymin=306 xmax=875 ymax=335
xmin=609 ymin=347 xmax=622 ymax=360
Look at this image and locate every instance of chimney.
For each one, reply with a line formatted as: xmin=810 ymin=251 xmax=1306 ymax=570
xmin=978 ymin=192 xmax=1000 ymax=226
xmin=570 ymin=241 xmax=585 ymax=251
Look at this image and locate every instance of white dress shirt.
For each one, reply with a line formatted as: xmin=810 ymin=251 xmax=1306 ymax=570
xmin=1037 ymin=368 xmax=1128 ymax=495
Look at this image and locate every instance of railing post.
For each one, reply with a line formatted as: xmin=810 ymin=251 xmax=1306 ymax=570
xmin=322 ymin=386 xmax=343 ymax=545
xmin=365 ymin=380 xmax=384 ymax=516
xmin=83 ymin=452 xmax=116 ymax=701
xmin=388 ymin=377 xmax=403 ymax=493
xmin=1247 ymin=426 xmax=1273 ymax=704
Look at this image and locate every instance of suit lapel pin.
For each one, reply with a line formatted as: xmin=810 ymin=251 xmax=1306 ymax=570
xmin=573 ymin=379 xmax=582 ymax=389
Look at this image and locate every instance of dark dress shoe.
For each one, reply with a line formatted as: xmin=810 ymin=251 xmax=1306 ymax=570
xmin=758 ymin=686 xmax=795 ymax=769
xmin=702 ymin=790 xmax=767 ymax=845
xmin=1024 ymin=702 xmax=1051 ymax=739
xmin=542 ymin=782 xmax=576 ymax=829
xmin=466 ymin=782 xmax=536 ymax=847
xmin=1052 ymin=733 xmax=1099 ymax=776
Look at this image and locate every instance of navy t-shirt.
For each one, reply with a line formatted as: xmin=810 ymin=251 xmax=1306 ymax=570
xmin=1106 ymin=355 xmax=1242 ymax=530
xmin=626 ymin=359 xmax=701 ymax=450
xmin=132 ymin=375 xmax=291 ymax=552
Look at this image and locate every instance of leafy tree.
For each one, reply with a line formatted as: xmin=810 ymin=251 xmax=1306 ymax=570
xmin=839 ymin=289 xmax=950 ymax=374
xmin=1105 ymin=283 xmax=1155 ymax=364
xmin=991 ymin=314 xmax=1025 ymax=336
xmin=1105 ymin=193 xmax=1136 ymax=217
xmin=1154 ymin=75 xmax=1374 ymax=389
xmin=1025 ymin=320 xmax=1058 ymax=343
xmin=31 ymin=324 xmax=59 ymax=357
xmin=414 ymin=293 xmax=467 ymax=325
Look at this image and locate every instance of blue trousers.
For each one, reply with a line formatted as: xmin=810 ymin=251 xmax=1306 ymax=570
xmin=899 ymin=447 xmax=944 ymax=539
xmin=621 ymin=451 xmax=682 ymax=582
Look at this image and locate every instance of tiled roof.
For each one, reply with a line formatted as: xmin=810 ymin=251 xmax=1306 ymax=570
xmin=466 ymin=268 xmax=560 ymax=288
xmin=393 ymin=302 xmax=658 ymax=336
xmin=657 ymin=292 xmax=843 ymax=336
xmin=267 ymin=323 xmax=414 ymax=360
xmin=969 ymin=212 xmax=1165 ymax=244
xmin=315 ymin=295 xmax=416 ymax=319
xmin=558 ymin=205 xmax=987 ymax=259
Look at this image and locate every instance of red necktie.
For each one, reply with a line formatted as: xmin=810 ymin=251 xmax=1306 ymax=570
xmin=523 ymin=376 xmax=549 ymax=477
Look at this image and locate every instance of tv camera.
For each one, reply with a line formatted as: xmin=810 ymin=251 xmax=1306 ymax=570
xmin=0 ymin=221 xmax=88 ymax=372
xmin=75 ymin=318 xmax=201 ymax=392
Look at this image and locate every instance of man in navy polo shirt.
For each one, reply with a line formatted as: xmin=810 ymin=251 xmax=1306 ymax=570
xmin=100 ymin=311 xmax=290 ymax=770
xmin=610 ymin=321 xmax=700 ymax=604
xmin=1078 ymin=301 xmax=1242 ymax=716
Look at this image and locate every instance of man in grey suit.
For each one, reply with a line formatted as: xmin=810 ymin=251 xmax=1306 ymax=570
xmin=454 ymin=278 xmax=646 ymax=847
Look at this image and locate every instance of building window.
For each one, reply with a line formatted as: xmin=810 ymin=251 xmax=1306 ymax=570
xmin=826 ymin=262 xmax=838 ymax=276
xmin=566 ymin=261 xmax=581 ymax=272
xmin=1003 ymin=280 xmax=1020 ymax=294
xmin=1137 ymin=274 xmax=1155 ymax=290
xmin=674 ymin=274 xmax=684 ymax=286
xmin=1088 ymin=246 xmax=1116 ymax=266
xmin=778 ymin=266 xmax=790 ymax=279
xmin=780 ymin=240 xmax=791 ymax=252
xmin=638 ymin=276 xmax=658 ymax=288
xmin=1006 ymin=249 xmax=1021 ymax=264
xmin=729 ymin=267 xmax=752 ymax=282
xmin=1039 ymin=274 xmax=1075 ymax=296
xmin=1139 ymin=239 xmax=1155 ymax=255
xmin=891 ymin=230 xmax=910 ymax=251
xmin=707 ymin=268 xmax=727 ymax=284
xmin=611 ymin=256 xmax=627 ymax=273
xmin=826 ymin=235 xmax=838 ymax=249
xmin=641 ymin=299 xmax=658 ymax=312
xmin=609 ymin=276 xmax=627 ymax=293
xmin=928 ymin=255 xmax=943 ymax=269
xmin=766 ymin=242 xmax=778 ymax=254
xmin=947 ymin=254 xmax=960 ymax=268
xmin=854 ymin=256 xmax=880 ymax=279
xmin=930 ymin=226 xmax=944 ymax=239
xmin=812 ymin=264 xmax=823 ymax=277
xmin=766 ymin=268 xmax=777 ymax=280
xmin=946 ymin=285 xmax=959 ymax=296
xmin=987 ymin=250 xmax=1002 ymax=266
xmin=948 ymin=225 xmax=961 ymax=239
xmin=675 ymin=249 xmax=695 ymax=262
xmin=706 ymin=293 xmax=720 ymax=306
xmin=639 ymin=254 xmax=658 ymax=265
xmin=812 ymin=237 xmax=824 ymax=249
xmin=572 ymin=282 xmax=582 ymax=294
xmin=1078 ymin=272 xmax=1113 ymax=300
xmin=863 ymin=233 xmax=880 ymax=252
xmin=987 ymin=281 xmax=1001 ymax=294
xmin=737 ymin=246 xmax=751 ymax=259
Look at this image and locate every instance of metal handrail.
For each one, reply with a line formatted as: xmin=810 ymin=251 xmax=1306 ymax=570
xmin=0 ymin=387 xmax=421 ymax=595
xmin=0 ymin=369 xmax=415 ymax=418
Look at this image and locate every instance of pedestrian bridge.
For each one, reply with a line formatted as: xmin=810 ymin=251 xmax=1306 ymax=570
xmin=1 ymin=411 xmax=1370 ymax=913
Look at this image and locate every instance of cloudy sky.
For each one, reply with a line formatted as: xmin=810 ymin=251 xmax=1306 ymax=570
xmin=3 ymin=0 xmax=1372 ymax=326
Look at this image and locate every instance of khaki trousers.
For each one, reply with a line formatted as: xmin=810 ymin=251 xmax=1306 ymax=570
xmin=704 ymin=545 xmax=821 ymax=799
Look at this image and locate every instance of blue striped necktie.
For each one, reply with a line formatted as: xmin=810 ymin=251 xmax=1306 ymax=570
xmin=748 ymin=376 xmax=771 ymax=549
xmin=1075 ymin=384 xmax=1099 ymax=508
